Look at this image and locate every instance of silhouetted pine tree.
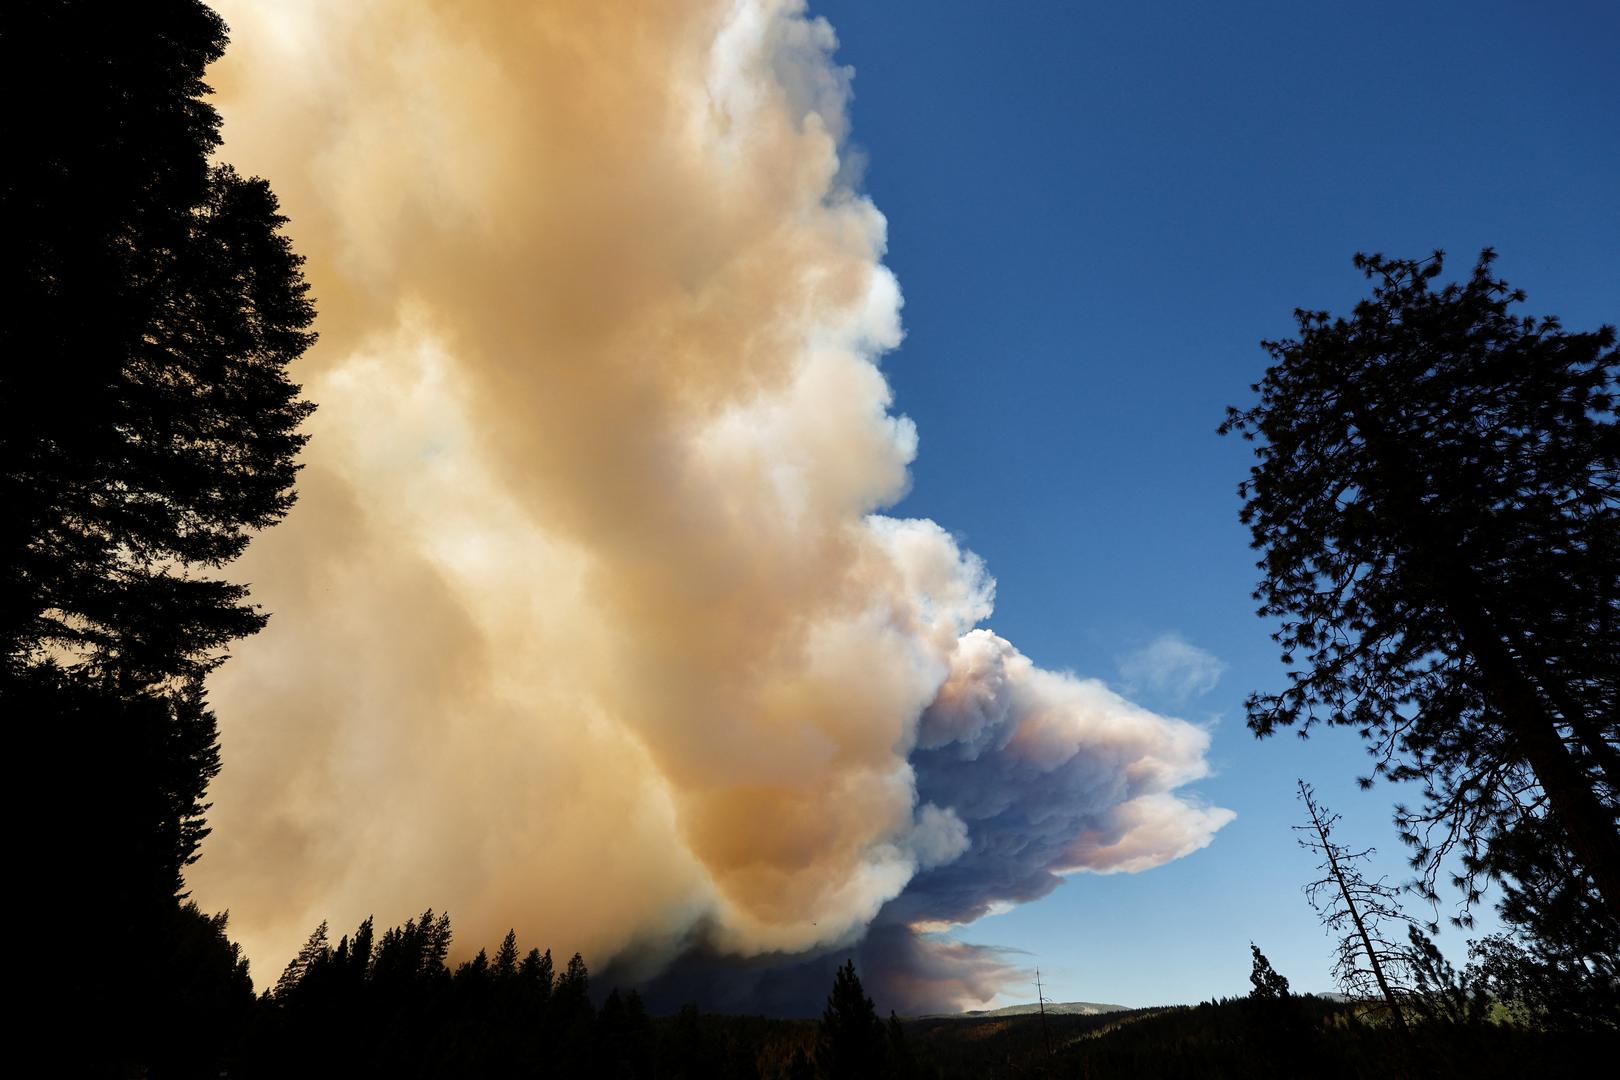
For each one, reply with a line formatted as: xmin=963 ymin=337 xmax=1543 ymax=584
xmin=1220 ymin=250 xmax=1618 ymax=935
xmin=523 ymin=947 xmax=555 ymax=997
xmin=275 ymin=921 xmax=332 ymax=1001
xmin=495 ymin=930 xmax=520 ymax=981
xmin=556 ymin=952 xmax=593 ymax=1020
xmin=666 ymin=1003 xmax=723 ymax=1079
xmin=592 ymin=988 xmax=656 ymax=1077
xmin=884 ymin=1010 xmax=923 ymax=1080
xmin=818 ymin=960 xmax=888 ymax=1080
xmin=147 ymin=904 xmax=255 ymax=1079
xmin=1248 ymin=944 xmax=1292 ymax=999
xmin=553 ymin=951 xmax=595 ymax=1074
xmin=4 ymin=2 xmax=315 ymax=1072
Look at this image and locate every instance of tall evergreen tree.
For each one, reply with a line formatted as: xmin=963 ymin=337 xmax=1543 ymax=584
xmin=2 ymin=1 xmax=316 ymax=677
xmin=520 ymin=946 xmax=555 ymax=1001
xmin=150 ymin=904 xmax=255 ymax=1078
xmin=556 ymin=951 xmax=592 ymax=1016
xmin=1248 ymin=944 xmax=1292 ymax=1000
xmin=349 ymin=915 xmax=376 ymax=976
xmin=494 ymin=929 xmax=520 ymax=981
xmin=1220 ymin=250 xmax=1618 ymax=936
xmin=818 ymin=960 xmax=887 ymax=1080
xmin=3 ymin=3 xmax=315 ymax=1072
xmin=1466 ymin=928 xmax=1619 ymax=1032
xmin=275 ymin=921 xmax=332 ymax=1001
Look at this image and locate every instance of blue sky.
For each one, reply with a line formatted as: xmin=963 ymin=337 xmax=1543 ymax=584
xmin=813 ymin=0 xmax=1619 ymax=1005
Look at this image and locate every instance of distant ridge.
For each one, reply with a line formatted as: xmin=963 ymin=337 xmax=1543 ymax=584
xmin=950 ymin=1001 xmax=1131 ymax=1019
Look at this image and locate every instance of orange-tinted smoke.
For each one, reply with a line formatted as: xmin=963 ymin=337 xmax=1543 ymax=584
xmin=191 ymin=0 xmax=1231 ymax=1006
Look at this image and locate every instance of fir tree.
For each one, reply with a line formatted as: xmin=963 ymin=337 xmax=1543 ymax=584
xmin=1248 ymin=944 xmax=1292 ymax=999
xmin=1221 ymin=250 xmax=1618 ymax=938
xmin=4 ymin=4 xmax=315 ymax=1070
xmin=275 ymin=921 xmax=331 ymax=1001
xmin=494 ymin=929 xmax=520 ymax=981
xmin=818 ymin=960 xmax=887 ymax=1079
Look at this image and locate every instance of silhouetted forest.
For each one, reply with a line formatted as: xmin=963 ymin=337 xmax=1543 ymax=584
xmin=159 ymin=909 xmax=908 ymax=1079
xmin=116 ymin=910 xmax=1620 ymax=1079
xmin=121 ymin=911 xmax=1610 ymax=1078
xmin=3 ymin=1 xmax=1615 ymax=1077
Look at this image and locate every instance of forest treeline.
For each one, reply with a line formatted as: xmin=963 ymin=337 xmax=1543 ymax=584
xmin=144 ymin=908 xmax=1618 ymax=1079
xmin=3 ymin=1 xmax=1616 ymax=1077
xmin=168 ymin=908 xmax=917 ymax=1080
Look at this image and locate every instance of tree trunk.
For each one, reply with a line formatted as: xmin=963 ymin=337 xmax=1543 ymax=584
xmin=1440 ymin=589 xmax=1620 ymax=914
xmin=1348 ymin=395 xmax=1620 ymax=919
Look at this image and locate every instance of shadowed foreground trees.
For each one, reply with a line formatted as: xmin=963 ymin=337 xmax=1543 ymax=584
xmin=1220 ymin=251 xmax=1618 ymax=965
xmin=1 ymin=1 xmax=314 ymax=1073
xmin=252 ymin=917 xmax=1613 ymax=1079
xmin=254 ymin=924 xmax=939 ymax=1080
xmin=255 ymin=911 xmax=590 ymax=1077
xmin=1049 ymin=992 xmax=1613 ymax=1080
xmin=818 ymin=959 xmax=888 ymax=1079
xmin=3 ymin=0 xmax=315 ymax=676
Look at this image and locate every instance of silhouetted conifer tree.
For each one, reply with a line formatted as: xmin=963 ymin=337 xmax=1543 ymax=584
xmin=522 ymin=946 xmax=555 ymax=1003
xmin=666 ymin=1003 xmax=721 ymax=1078
xmin=3 ymin=0 xmax=315 ymax=676
xmin=1221 ymin=251 xmax=1618 ymax=937
xmin=495 ymin=929 xmax=520 ymax=981
xmin=553 ymin=951 xmax=595 ymax=1073
xmin=1467 ymin=930 xmax=1620 ymax=1033
xmin=148 ymin=903 xmax=255 ymax=1078
xmin=598 ymin=988 xmax=655 ymax=1076
xmin=556 ymin=952 xmax=592 ymax=1017
xmin=1248 ymin=944 xmax=1292 ymax=999
xmin=276 ymin=921 xmax=332 ymax=1001
xmin=884 ymin=1010 xmax=922 ymax=1080
xmin=819 ymin=960 xmax=887 ymax=1079
xmin=4 ymin=3 xmax=314 ymax=1072
xmin=350 ymin=916 xmax=376 ymax=975
xmin=1401 ymin=925 xmax=1488 ymax=1026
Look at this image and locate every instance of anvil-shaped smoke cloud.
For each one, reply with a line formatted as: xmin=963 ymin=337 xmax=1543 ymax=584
xmin=192 ymin=0 xmax=1233 ymax=1013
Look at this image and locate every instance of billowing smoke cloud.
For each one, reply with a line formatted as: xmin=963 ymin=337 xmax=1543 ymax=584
xmin=191 ymin=0 xmax=1232 ymax=1013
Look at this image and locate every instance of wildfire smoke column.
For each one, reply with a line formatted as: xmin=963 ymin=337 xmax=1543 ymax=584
xmin=192 ymin=0 xmax=1232 ymax=1011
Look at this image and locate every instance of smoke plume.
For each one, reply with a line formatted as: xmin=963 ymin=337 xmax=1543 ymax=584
xmin=192 ymin=0 xmax=1233 ymax=1012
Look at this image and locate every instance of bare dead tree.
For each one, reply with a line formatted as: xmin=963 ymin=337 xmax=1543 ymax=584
xmin=1034 ymin=966 xmax=1053 ymax=1058
xmin=1294 ymin=780 xmax=1416 ymax=1039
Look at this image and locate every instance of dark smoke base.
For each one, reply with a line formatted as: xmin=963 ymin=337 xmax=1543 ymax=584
xmin=603 ymin=917 xmax=1023 ymax=1018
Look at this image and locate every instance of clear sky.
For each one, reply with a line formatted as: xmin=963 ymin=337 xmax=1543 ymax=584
xmin=812 ymin=0 xmax=1620 ymax=1005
